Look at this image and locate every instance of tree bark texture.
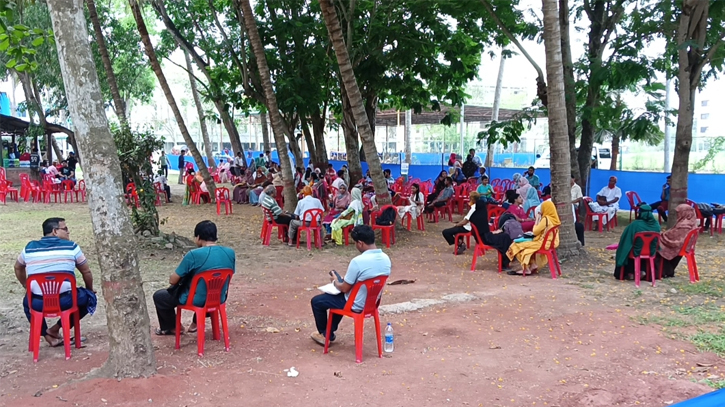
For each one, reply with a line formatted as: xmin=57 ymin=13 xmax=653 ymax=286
xmin=559 ymin=0 xmax=579 ymax=182
xmin=610 ymin=132 xmax=620 ymax=170
xmin=260 ymin=112 xmax=271 ymax=152
xmin=184 ymin=50 xmax=216 ymax=168
xmin=341 ymin=86 xmax=363 ymax=183
xmin=541 ymin=0 xmax=579 ymax=257
xmin=47 ymin=0 xmax=156 ymax=377
xmin=311 ymin=108 xmax=329 ymax=168
xmin=129 ymin=0 xmax=216 ymax=200
xmin=86 ymin=0 xmax=128 ymax=127
xmin=320 ymin=0 xmax=390 ymax=205
xmin=239 ymin=0 xmax=298 ymax=211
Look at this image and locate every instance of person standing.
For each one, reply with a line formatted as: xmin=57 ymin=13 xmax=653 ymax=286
xmin=524 ymin=166 xmax=540 ymax=189
xmin=30 ymin=147 xmax=41 ymax=180
xmin=177 ymin=150 xmax=186 ymax=184
xmin=159 ymin=151 xmax=170 ymax=178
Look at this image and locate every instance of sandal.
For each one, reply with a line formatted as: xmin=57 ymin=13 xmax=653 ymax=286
xmin=155 ymin=328 xmax=182 ymax=336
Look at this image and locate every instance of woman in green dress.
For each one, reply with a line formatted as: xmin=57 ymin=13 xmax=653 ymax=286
xmin=330 ymin=187 xmax=364 ymax=246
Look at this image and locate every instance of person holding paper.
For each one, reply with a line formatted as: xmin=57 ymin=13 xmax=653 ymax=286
xmin=309 ymin=225 xmax=391 ymax=346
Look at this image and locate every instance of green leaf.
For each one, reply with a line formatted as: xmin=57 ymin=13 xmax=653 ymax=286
xmin=5 ymin=58 xmax=16 ymax=68
xmin=0 ymin=39 xmax=9 ymax=51
xmin=31 ymin=37 xmax=43 ymax=47
xmin=15 ymin=63 xmax=27 ymax=72
xmin=12 ymin=24 xmax=28 ymax=31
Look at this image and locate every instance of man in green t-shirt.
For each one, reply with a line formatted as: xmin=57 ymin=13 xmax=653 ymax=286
xmin=152 ymin=221 xmax=236 ymax=335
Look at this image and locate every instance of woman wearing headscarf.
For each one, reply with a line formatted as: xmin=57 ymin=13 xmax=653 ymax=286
xmin=330 ymin=187 xmax=365 ymax=246
xmin=512 ymin=173 xmax=521 ymax=183
xmin=232 ymin=168 xmax=255 ymax=204
xmin=506 ymin=200 xmax=561 ymax=275
xmin=613 ymin=204 xmax=661 ymax=280
xmin=323 ymin=183 xmax=351 ymax=238
xmin=523 ymin=186 xmax=540 ymax=212
xmin=426 ymin=171 xmax=449 ymax=205
xmin=657 ymin=204 xmax=698 ymax=278
xmin=516 ymin=177 xmax=532 ymax=198
xmin=469 ymin=197 xmax=515 ymax=272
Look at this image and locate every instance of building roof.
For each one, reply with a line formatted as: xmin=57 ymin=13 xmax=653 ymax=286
xmin=0 ymin=114 xmax=73 ymax=136
xmin=374 ymin=104 xmax=525 ymax=126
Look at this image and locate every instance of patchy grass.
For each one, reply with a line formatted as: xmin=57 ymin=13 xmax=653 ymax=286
xmin=671 ymin=280 xmax=725 ymax=298
xmin=690 ymin=328 xmax=725 ymax=357
xmin=696 ymin=378 xmax=725 ymax=390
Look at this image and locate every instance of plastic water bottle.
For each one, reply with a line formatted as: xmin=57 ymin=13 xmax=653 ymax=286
xmin=384 ymin=323 xmax=394 ymax=353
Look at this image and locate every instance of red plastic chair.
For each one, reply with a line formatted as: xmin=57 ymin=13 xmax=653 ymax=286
xmin=452 ymin=185 xmax=469 ymax=214
xmin=175 ymin=269 xmax=233 ymax=357
xmin=453 ymin=230 xmax=471 ymax=255
xmin=625 ymin=191 xmax=642 ymax=222
xmin=3 ymin=179 xmax=18 ymax=202
xmin=342 ymin=224 xmax=355 ymax=245
xmin=77 ymin=180 xmax=87 ymax=202
xmin=41 ymin=180 xmax=60 ymax=203
xmin=618 ymin=231 xmax=659 ymax=288
xmin=323 ymin=275 xmax=388 ymax=363
xmin=215 ymin=187 xmax=232 ymax=215
xmin=297 ymin=208 xmax=324 ymax=250
xmin=428 ymin=199 xmax=453 ymax=223
xmin=0 ymin=182 xmax=6 ymax=205
xmin=583 ymin=197 xmax=609 ymax=233
xmin=525 ymin=206 xmax=537 ymax=219
xmin=126 ymin=183 xmax=140 ymax=207
xmin=469 ymin=223 xmax=502 ymax=273
xmin=26 ymin=273 xmax=81 ymax=362
xmin=275 ymin=186 xmax=284 ymax=208
xmin=534 ymin=226 xmax=562 ymax=279
xmin=62 ymin=180 xmax=76 ymax=203
xmin=686 ymin=200 xmax=713 ymax=236
xmin=660 ymin=228 xmax=699 ymax=283
xmin=371 ymin=205 xmax=396 ymax=248
xmin=261 ymin=208 xmax=289 ymax=245
xmin=402 ymin=212 xmax=425 ymax=231
xmin=488 ymin=206 xmax=505 ymax=227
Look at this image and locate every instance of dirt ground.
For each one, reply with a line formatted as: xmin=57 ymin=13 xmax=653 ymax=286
xmin=0 ymin=184 xmax=723 ymax=407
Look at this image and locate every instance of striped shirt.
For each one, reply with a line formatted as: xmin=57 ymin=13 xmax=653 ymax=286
xmin=18 ymin=236 xmax=87 ymax=295
xmin=261 ymin=193 xmax=283 ymax=222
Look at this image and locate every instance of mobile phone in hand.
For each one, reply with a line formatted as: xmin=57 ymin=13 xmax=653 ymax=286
xmin=331 ymin=270 xmax=343 ymax=283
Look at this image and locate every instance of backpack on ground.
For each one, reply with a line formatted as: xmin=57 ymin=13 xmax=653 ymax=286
xmin=375 ymin=206 xmax=397 ymax=226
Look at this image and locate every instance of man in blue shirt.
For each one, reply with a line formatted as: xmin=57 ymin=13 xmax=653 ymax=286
xmin=152 ymin=221 xmax=235 ymax=335
xmin=524 ymin=166 xmax=540 ymax=189
xmin=310 ymin=225 xmax=391 ymax=346
xmin=650 ymin=175 xmax=671 ymax=222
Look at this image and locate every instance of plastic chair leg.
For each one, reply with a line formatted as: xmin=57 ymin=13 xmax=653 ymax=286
xmin=211 ymin=310 xmax=220 ymax=341
xmin=553 ymin=250 xmax=562 ymax=277
xmin=31 ymin=312 xmax=42 ymax=362
xmin=354 ymin=316 xmax=364 ymax=363
xmin=634 ymin=258 xmax=641 ymax=288
xmin=220 ymin=305 xmax=230 ymax=351
xmin=323 ymin=312 xmax=333 ymax=354
xmin=74 ymin=311 xmax=81 ymax=349
xmin=61 ymin=312 xmax=72 ymax=360
xmin=649 ymin=258 xmax=657 ymax=287
xmin=373 ymin=312 xmax=383 ymax=359
xmin=196 ymin=310 xmax=206 ymax=357
xmin=175 ymin=309 xmax=183 ymax=350
xmin=547 ymin=253 xmax=557 ymax=279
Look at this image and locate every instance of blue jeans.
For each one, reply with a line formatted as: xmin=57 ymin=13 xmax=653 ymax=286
xmin=23 ymin=289 xmax=90 ymax=336
xmin=311 ymin=293 xmax=348 ymax=340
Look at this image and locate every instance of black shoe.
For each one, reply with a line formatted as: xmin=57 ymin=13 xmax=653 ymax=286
xmin=455 ymin=244 xmax=466 ymax=255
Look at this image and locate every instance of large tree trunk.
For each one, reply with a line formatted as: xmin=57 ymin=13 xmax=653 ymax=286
xmin=86 ymin=0 xmax=128 ymax=127
xmin=341 ymin=87 xmax=362 ymax=183
xmin=129 ymin=0 xmax=216 ymax=199
xmin=184 ymin=50 xmax=216 ymax=168
xmin=47 ymin=0 xmax=156 ymax=378
xmin=559 ymin=0 xmax=579 ymax=182
xmin=320 ymin=0 xmax=390 ymax=205
xmin=260 ymin=112 xmax=271 ymax=152
xmin=541 ymin=0 xmax=579 ymax=257
xmin=486 ymin=51 xmax=506 ymax=168
xmin=311 ymin=107 xmax=329 ymax=168
xmin=610 ymin=132 xmax=619 ymax=170
xmin=239 ymin=0 xmax=298 ymax=211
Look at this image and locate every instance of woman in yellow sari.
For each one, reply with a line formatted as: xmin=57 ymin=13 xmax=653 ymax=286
xmin=506 ymin=200 xmax=560 ymax=275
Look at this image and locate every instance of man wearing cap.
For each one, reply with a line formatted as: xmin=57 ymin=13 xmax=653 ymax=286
xmin=649 ymin=175 xmax=670 ymax=222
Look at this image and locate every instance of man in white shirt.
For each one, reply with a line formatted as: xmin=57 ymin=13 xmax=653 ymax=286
xmin=442 ymin=197 xmax=477 ymax=255
xmin=154 ymin=171 xmax=172 ymax=202
xmin=588 ymin=176 xmax=621 ymax=226
xmin=288 ymin=186 xmax=325 ymax=245
xmin=570 ymin=176 xmax=583 ymax=209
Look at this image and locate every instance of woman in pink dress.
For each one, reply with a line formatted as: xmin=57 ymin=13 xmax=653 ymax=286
xmin=506 ymin=192 xmax=535 ymax=232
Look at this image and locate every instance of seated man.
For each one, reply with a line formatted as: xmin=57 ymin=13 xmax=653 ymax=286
xmin=14 ymin=218 xmax=96 ymax=347
xmin=153 ymin=220 xmax=235 ymax=335
xmin=383 ymin=169 xmax=395 ymax=187
xmin=154 ymin=169 xmax=172 ymax=203
xmin=288 ymin=186 xmax=325 ymax=246
xmin=649 ymin=175 xmax=670 ymax=222
xmin=442 ymin=191 xmax=479 ymax=255
xmin=309 ymin=225 xmax=391 ymax=345
xmin=261 ymin=185 xmax=294 ymax=229
xmin=588 ymin=176 xmax=621 ymax=226
xmin=59 ymin=160 xmax=75 ymax=183
xmin=425 ymin=176 xmax=454 ymax=214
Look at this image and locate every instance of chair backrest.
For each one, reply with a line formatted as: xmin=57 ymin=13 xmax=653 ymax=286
xmin=679 ymin=228 xmax=699 ymax=256
xmin=26 ymin=272 xmax=77 ymax=315
xmin=185 ymin=269 xmax=234 ymax=308
xmin=78 ymin=180 xmax=86 ymax=191
xmin=262 ymin=207 xmax=275 ymax=223
xmin=302 ymin=208 xmax=324 ymax=226
xmin=343 ymin=275 xmax=388 ymax=316
xmin=126 ymin=183 xmax=136 ymax=194
xmin=685 ymin=199 xmax=705 ymax=219
xmin=632 ymin=231 xmax=660 ymax=257
xmin=0 ymin=167 xmax=5 ymax=179
xmin=582 ymin=197 xmax=597 ymax=214
xmin=489 ymin=206 xmax=505 ymax=222
xmin=469 ymin=222 xmax=485 ymax=244
xmin=215 ymin=187 xmax=230 ymax=201
xmin=62 ymin=180 xmax=74 ymax=191
xmin=526 ymin=206 xmax=537 ymax=218
xmin=625 ymin=191 xmax=641 ymax=208
xmin=539 ymin=225 xmax=560 ymax=251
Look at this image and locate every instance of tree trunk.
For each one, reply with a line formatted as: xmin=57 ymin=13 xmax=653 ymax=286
xmin=260 ymin=112 xmax=271 ymax=152
xmin=320 ymin=0 xmax=390 ymax=205
xmin=541 ymin=0 xmax=579 ymax=256
xmin=610 ymin=132 xmax=619 ymax=170
xmin=285 ymin=120 xmax=304 ymax=170
xmin=311 ymin=108 xmax=329 ymax=168
xmin=129 ymin=0 xmax=216 ymax=199
xmin=404 ymin=109 xmax=412 ymax=164
xmin=239 ymin=0 xmax=298 ymax=211
xmin=559 ymin=0 xmax=579 ymax=182
xmin=341 ymin=87 xmax=362 ymax=183
xmin=86 ymin=0 xmax=128 ymax=127
xmin=47 ymin=0 xmax=156 ymax=378
xmin=301 ymin=118 xmax=316 ymax=166
xmin=486 ymin=51 xmax=506 ymax=168
xmin=184 ymin=50 xmax=216 ymax=168
xmin=20 ymin=73 xmax=56 ymax=163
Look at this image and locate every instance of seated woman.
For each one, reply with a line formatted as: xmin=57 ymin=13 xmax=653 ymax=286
xmin=397 ymin=183 xmax=425 ymax=221
xmin=523 ymin=186 xmax=540 ymax=212
xmin=613 ymin=204 xmax=660 ymax=280
xmin=476 ymin=176 xmax=495 ymax=203
xmin=657 ymin=204 xmax=698 ymax=278
xmin=232 ymin=168 xmax=255 ymax=204
xmin=194 ymin=172 xmax=211 ymax=203
xmin=218 ymin=159 xmax=232 ymax=184
xmin=247 ymin=168 xmax=268 ymax=206
xmin=323 ymin=183 xmax=351 ymax=239
xmin=469 ymin=196 xmax=515 ymax=272
xmin=505 ymin=192 xmax=535 ymax=232
xmin=450 ymin=166 xmax=466 ymax=184
xmin=506 ymin=200 xmax=560 ymax=276
xmin=516 ymin=176 xmax=532 ymax=198
xmin=426 ymin=171 xmax=449 ymax=205
xmin=330 ymin=187 xmax=365 ymax=246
